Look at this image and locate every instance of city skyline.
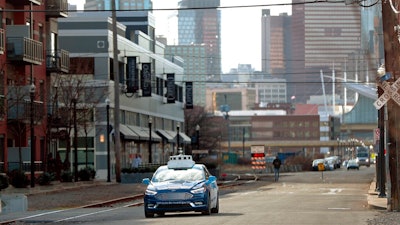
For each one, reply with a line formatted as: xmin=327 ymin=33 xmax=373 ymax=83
xmin=68 ymin=0 xmax=292 ymax=73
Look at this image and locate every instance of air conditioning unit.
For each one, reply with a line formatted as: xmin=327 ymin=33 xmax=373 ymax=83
xmin=97 ymin=40 xmax=105 ymax=48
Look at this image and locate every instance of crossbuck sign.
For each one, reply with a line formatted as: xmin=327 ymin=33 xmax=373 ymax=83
xmin=373 ymin=78 xmax=400 ymax=109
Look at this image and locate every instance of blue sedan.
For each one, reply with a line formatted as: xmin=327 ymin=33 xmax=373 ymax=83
xmin=142 ymin=155 xmax=219 ymax=218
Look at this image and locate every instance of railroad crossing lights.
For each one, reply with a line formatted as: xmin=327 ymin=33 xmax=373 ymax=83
xmin=251 ymin=145 xmax=266 ymax=171
xmin=373 ymin=78 xmax=400 ymax=109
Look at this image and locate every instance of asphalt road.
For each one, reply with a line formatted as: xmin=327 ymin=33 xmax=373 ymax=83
xmin=3 ymin=165 xmax=382 ymax=225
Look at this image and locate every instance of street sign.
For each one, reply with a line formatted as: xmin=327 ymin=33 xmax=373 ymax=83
xmin=192 ymin=150 xmax=209 ymax=154
xmin=373 ymin=79 xmax=400 ymax=109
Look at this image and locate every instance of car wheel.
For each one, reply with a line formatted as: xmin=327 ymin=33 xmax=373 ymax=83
xmin=211 ymin=196 xmax=219 ymax=213
xmin=145 ymin=210 xmax=154 ymax=218
xmin=202 ymin=195 xmax=211 ymax=215
xmin=144 ymin=204 xmax=154 ymax=218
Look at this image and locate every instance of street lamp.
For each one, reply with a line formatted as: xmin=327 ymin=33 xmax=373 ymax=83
xmin=242 ymin=127 xmax=245 ymax=157
xmin=176 ymin=122 xmax=180 ymax=154
xmin=29 ymin=83 xmax=35 ymax=188
xmin=220 ymin=95 xmax=231 ymax=153
xmin=105 ymin=98 xmax=111 ymax=182
xmin=336 ymin=137 xmax=339 ymax=157
xmin=148 ymin=117 xmax=152 ymax=163
xmin=196 ymin=124 xmax=200 ymax=150
xmin=72 ymin=97 xmax=78 ymax=181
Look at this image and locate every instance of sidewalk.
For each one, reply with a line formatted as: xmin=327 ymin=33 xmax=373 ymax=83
xmin=367 ymin=180 xmax=388 ymax=210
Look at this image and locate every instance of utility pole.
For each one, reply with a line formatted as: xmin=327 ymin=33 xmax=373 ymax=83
xmin=381 ymin=0 xmax=400 ymax=211
xmin=112 ymin=0 xmax=122 ymax=183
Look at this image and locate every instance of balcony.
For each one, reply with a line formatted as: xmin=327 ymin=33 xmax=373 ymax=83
xmin=46 ymin=0 xmax=69 ymax=18
xmin=7 ymin=37 xmax=43 ymax=65
xmin=46 ymin=49 xmax=70 ymax=73
xmin=6 ymin=0 xmax=42 ymax=6
xmin=7 ymin=86 xmax=44 ymax=122
xmin=0 ymin=29 xmax=4 ymax=55
xmin=7 ymin=99 xmax=44 ymax=122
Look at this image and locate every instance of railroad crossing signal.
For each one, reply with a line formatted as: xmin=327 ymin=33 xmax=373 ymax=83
xmin=373 ymin=78 xmax=400 ymax=109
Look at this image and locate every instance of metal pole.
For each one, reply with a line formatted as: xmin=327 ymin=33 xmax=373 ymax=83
xmin=148 ymin=117 xmax=152 ymax=163
xmin=106 ymin=99 xmax=111 ymax=182
xmin=30 ymin=85 xmax=35 ymax=187
xmin=378 ymin=107 xmax=386 ymax=197
xmin=196 ymin=124 xmax=200 ymax=150
xmin=73 ymin=99 xmax=78 ymax=181
xmin=242 ymin=127 xmax=245 ymax=157
xmin=177 ymin=123 xmax=180 ymax=154
xmin=227 ymin=114 xmax=231 ymax=153
xmin=29 ymin=1 xmax=35 ymax=188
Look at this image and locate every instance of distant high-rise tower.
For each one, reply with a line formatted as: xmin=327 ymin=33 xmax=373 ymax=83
xmin=84 ymin=0 xmax=153 ymax=10
xmin=289 ymin=0 xmax=361 ymax=103
xmin=261 ymin=9 xmax=292 ymax=75
xmin=178 ymin=0 xmax=221 ymax=79
xmin=84 ymin=0 xmax=155 ymax=51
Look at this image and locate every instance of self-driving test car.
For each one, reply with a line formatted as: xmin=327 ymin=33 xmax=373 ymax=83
xmin=142 ymin=154 xmax=219 ymax=218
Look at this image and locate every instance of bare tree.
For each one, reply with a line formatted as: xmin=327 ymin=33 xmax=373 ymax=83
xmin=184 ymin=105 xmax=226 ymax=152
xmin=51 ymin=74 xmax=107 ymax=176
xmin=6 ymin=78 xmax=44 ymax=171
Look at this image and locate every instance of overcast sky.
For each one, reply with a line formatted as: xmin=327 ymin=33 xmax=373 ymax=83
xmin=68 ymin=0 xmax=292 ymax=73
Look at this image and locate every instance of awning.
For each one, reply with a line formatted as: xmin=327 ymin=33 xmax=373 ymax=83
xmin=156 ymin=129 xmax=174 ymax=142
xmin=165 ymin=130 xmax=192 ymax=144
xmin=178 ymin=132 xmax=192 ymax=143
xmin=126 ymin=125 xmax=161 ymax=142
xmin=111 ymin=124 xmax=139 ymax=140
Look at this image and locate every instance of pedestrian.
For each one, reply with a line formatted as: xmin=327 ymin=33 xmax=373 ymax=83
xmin=132 ymin=154 xmax=142 ymax=168
xmin=272 ymin=156 xmax=282 ymax=181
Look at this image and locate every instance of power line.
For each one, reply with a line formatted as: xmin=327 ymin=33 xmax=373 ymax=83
xmin=2 ymin=0 xmax=353 ymax=13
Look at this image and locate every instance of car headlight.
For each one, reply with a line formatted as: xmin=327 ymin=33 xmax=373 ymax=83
xmin=145 ymin=188 xmax=157 ymax=196
xmin=366 ymin=159 xmax=369 ymax=162
xmin=191 ymin=185 xmax=206 ymax=194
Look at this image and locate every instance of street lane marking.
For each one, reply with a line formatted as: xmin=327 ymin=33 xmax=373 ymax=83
xmin=322 ymin=188 xmax=343 ymax=195
xmin=55 ymin=204 xmax=131 ymax=222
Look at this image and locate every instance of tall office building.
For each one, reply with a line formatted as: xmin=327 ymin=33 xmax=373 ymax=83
xmin=165 ymin=45 xmax=208 ymax=106
xmin=178 ymin=0 xmax=221 ymax=79
xmin=84 ymin=0 xmax=153 ymax=10
xmin=261 ymin=9 xmax=292 ymax=75
xmin=289 ymin=0 xmax=362 ymax=103
xmin=84 ymin=1 xmax=156 ymax=52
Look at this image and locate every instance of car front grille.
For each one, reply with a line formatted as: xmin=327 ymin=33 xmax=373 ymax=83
xmin=156 ymin=192 xmax=193 ymax=200
xmin=157 ymin=203 xmax=192 ymax=209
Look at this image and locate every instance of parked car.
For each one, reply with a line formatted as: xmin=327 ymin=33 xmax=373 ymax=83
xmin=142 ymin=154 xmax=219 ymax=218
xmin=347 ymin=159 xmax=359 ymax=170
xmin=312 ymin=159 xmax=327 ymax=171
xmin=325 ymin=158 xmax=335 ymax=170
xmin=342 ymin=160 xmax=348 ymax=167
xmin=325 ymin=156 xmax=341 ymax=169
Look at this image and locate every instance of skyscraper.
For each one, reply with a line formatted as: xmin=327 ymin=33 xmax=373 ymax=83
xmin=261 ymin=9 xmax=292 ymax=75
xmin=178 ymin=0 xmax=221 ymax=79
xmin=84 ymin=0 xmax=156 ymax=52
xmin=289 ymin=0 xmax=362 ymax=103
xmin=84 ymin=0 xmax=153 ymax=10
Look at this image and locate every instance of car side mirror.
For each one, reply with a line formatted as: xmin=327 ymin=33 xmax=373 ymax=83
xmin=142 ymin=178 xmax=150 ymax=185
xmin=206 ymin=175 xmax=216 ymax=184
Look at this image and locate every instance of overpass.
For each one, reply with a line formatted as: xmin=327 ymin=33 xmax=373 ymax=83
xmin=220 ymin=140 xmax=374 ymax=149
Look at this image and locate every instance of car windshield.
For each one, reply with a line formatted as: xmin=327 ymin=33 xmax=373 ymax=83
xmin=152 ymin=168 xmax=205 ymax=183
xmin=357 ymin=152 xmax=368 ymax=157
